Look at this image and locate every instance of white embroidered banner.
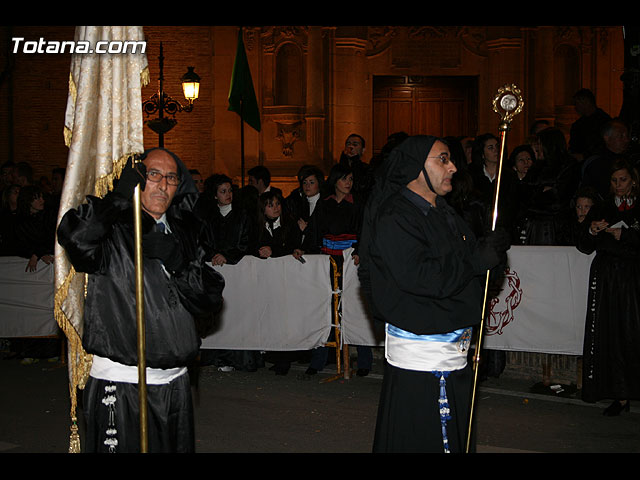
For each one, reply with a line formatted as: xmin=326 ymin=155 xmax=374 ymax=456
xmin=482 ymin=246 xmax=594 ymax=355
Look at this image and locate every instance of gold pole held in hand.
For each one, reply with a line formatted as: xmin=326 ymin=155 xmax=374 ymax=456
xmin=466 ymin=84 xmax=523 ymax=453
xmin=132 ymin=155 xmax=149 ymax=453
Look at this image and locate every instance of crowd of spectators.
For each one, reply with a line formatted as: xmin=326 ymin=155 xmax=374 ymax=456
xmin=0 ymin=161 xmax=64 ymax=363
xmin=3 ymin=90 xmax=638 ymax=405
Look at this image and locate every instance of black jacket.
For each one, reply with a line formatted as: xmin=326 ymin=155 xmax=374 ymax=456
xmin=58 ymin=192 xmax=224 ymax=369
xmin=198 ymin=202 xmax=254 ymax=265
xmin=254 ymin=216 xmax=302 ymax=258
xmin=302 ymin=193 xmax=363 ymax=254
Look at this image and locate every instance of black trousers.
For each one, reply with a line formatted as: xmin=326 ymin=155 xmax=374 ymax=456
xmin=82 ymin=372 xmax=195 ymax=453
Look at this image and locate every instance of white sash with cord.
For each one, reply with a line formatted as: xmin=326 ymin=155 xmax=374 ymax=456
xmin=385 ymin=324 xmax=472 ymax=372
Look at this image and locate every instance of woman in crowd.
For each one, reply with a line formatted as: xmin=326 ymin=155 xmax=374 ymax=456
xmin=255 ymin=190 xmax=305 ymax=375
xmin=196 ymin=174 xmax=261 ymax=372
xmin=515 ymin=127 xmax=580 ymax=246
xmin=508 ymin=144 xmax=537 ymax=244
xmin=563 ymin=186 xmax=601 ymax=246
xmin=14 ymin=185 xmax=56 ymax=271
xmin=302 ymin=163 xmax=372 ymax=377
xmin=510 ymin=144 xmax=535 ymax=182
xmin=197 ymin=174 xmax=254 ymax=267
xmin=468 ymin=133 xmax=518 ymax=240
xmin=284 ymin=164 xmax=324 ymax=245
xmin=254 ymin=190 xmax=303 ymax=261
xmin=577 ymin=158 xmax=640 ymax=415
xmin=11 ymin=184 xmax=59 ymax=363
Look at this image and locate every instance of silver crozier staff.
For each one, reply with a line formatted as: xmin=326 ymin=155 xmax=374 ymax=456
xmin=466 ymin=84 xmax=524 ymax=453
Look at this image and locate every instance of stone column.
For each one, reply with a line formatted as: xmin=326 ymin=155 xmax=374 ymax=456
xmin=333 ymin=27 xmax=369 ymax=162
xmin=534 ymin=27 xmax=556 ymax=127
xmin=305 ymin=26 xmax=325 ymax=164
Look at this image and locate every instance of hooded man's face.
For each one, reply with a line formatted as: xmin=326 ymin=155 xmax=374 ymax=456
xmin=423 ymin=140 xmax=456 ymax=197
xmin=141 ymin=149 xmax=179 ymax=219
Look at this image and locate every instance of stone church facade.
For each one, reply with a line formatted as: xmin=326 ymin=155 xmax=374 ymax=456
xmin=1 ymin=26 xmax=624 ymax=194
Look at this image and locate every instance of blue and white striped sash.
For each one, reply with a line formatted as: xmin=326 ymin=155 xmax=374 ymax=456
xmin=385 ymin=324 xmax=472 ymax=372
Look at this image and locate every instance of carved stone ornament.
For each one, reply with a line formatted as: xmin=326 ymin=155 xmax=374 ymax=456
xmin=276 ymin=121 xmax=302 ymax=157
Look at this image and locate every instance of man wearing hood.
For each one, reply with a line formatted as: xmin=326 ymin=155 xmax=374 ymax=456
xmin=358 ymin=135 xmax=510 ymax=453
xmin=57 ymin=148 xmax=225 ymax=453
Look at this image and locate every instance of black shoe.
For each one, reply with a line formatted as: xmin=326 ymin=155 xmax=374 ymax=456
xmin=356 ymin=368 xmax=369 ymax=377
xmin=298 ymin=367 xmax=317 ymax=381
xmin=273 ymin=365 xmax=290 ymax=376
xmin=603 ymin=400 xmax=630 ymax=416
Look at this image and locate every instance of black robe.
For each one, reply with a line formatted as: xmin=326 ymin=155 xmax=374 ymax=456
xmin=365 ymin=189 xmax=485 ymax=453
xmin=359 ymin=135 xmax=498 ymax=453
xmin=577 ymin=198 xmax=640 ymax=403
xmin=57 ymin=150 xmax=225 ymax=453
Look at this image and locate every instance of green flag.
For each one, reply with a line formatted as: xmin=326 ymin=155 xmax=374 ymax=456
xmin=228 ymin=27 xmax=261 ymax=132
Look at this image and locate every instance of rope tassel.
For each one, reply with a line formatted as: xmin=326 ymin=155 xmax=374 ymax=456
xmin=433 ymin=371 xmax=452 ymax=453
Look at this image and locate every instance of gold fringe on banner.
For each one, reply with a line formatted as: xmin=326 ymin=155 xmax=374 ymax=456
xmin=54 ymin=152 xmax=142 ymax=453
xmin=57 ymin=27 xmax=149 ymax=451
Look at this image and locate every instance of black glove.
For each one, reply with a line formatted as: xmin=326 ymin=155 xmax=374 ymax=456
xmin=484 ymin=228 xmax=511 ymax=256
xmin=142 ymin=230 xmax=186 ymax=274
xmin=114 ymin=157 xmax=147 ymax=200
xmin=472 ymin=228 xmax=511 ymax=274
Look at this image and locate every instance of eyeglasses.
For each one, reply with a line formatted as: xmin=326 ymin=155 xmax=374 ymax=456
xmin=428 ymin=154 xmax=452 ymax=165
xmin=147 ymin=170 xmax=181 ymax=186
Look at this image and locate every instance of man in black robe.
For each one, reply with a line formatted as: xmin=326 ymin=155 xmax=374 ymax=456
xmin=358 ymin=135 xmax=509 ymax=453
xmin=57 ymin=148 xmax=224 ymax=453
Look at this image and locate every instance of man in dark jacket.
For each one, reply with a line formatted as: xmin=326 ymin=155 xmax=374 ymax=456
xmin=57 ymin=148 xmax=224 ymax=453
xmin=358 ymin=135 xmax=509 ymax=453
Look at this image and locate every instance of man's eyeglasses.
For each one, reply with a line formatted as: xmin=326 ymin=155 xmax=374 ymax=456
xmin=146 ymin=170 xmax=181 ymax=186
xmin=428 ymin=154 xmax=452 ymax=165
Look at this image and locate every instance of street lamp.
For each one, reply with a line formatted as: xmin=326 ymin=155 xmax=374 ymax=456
xmin=142 ymin=42 xmax=200 ymax=147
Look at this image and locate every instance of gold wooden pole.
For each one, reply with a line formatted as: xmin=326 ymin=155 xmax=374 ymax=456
xmin=133 ymin=169 xmax=148 ymax=453
xmin=466 ymin=85 xmax=523 ymax=453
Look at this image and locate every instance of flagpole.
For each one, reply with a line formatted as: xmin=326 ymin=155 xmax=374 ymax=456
xmin=466 ymin=84 xmax=523 ymax=453
xmin=240 ymin=99 xmax=245 ymax=187
xmin=228 ymin=25 xmax=260 ymax=187
xmin=132 ymin=167 xmax=149 ymax=453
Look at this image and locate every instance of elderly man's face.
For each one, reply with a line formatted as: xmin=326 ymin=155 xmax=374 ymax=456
xmin=140 ymin=150 xmax=179 ymax=219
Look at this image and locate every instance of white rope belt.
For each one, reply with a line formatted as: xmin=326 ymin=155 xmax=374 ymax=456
xmin=90 ymin=355 xmax=187 ymax=385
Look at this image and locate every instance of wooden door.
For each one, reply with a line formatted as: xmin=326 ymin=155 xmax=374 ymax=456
xmin=373 ymin=76 xmax=478 ymax=155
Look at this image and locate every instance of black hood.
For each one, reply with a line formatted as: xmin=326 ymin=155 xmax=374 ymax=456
xmin=365 ymin=135 xmax=440 ymax=220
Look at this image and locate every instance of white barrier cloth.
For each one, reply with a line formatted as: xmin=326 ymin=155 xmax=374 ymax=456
xmin=201 ymin=254 xmax=333 ymax=351
xmin=0 ymin=256 xmax=56 ymax=337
